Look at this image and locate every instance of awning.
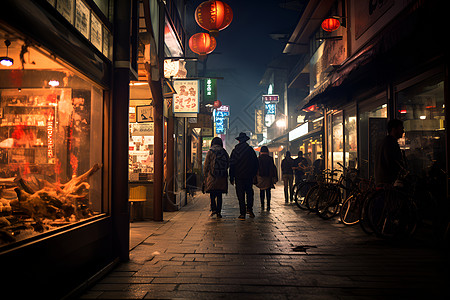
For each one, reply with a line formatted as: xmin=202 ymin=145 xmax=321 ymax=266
xmin=298 ymin=44 xmax=375 ymax=110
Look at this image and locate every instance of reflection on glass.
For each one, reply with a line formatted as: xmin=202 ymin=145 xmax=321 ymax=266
xmin=0 ymin=31 xmax=103 ymax=247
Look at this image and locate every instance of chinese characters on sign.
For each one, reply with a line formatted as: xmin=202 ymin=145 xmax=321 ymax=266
xmin=214 ymin=105 xmax=229 ymax=134
xmin=47 ymin=113 xmax=55 ymax=162
xmin=203 ymin=78 xmax=217 ymax=104
xmin=255 ymin=109 xmax=263 ymax=134
xmin=264 ymin=103 xmax=276 ymax=127
xmin=262 ymin=94 xmax=279 ymax=102
xmin=173 ymin=80 xmax=200 ymax=114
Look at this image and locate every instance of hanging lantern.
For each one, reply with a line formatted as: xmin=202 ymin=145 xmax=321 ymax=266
xmin=213 ymin=100 xmax=222 ymax=108
xmin=189 ymin=32 xmax=217 ymax=56
xmin=321 ymin=17 xmax=340 ymax=32
xmin=195 ymin=0 xmax=233 ymax=36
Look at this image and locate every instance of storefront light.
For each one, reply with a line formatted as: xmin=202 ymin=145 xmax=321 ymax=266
xmin=419 ymin=115 xmax=426 ymax=120
xmin=1 ymin=40 xmax=13 ymax=67
xmin=48 ymin=80 xmax=60 ymax=87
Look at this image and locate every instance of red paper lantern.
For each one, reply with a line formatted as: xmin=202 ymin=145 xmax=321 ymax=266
xmin=189 ymin=33 xmax=217 ymax=56
xmin=213 ymin=100 xmax=222 ymax=108
xmin=195 ymin=1 xmax=233 ymax=36
xmin=321 ymin=17 xmax=340 ymax=32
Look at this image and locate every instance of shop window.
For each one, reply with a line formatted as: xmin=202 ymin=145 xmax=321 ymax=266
xmin=332 ymin=112 xmax=344 ymax=171
xmin=344 ymin=107 xmax=357 ymax=168
xmin=0 ymin=32 xmax=103 ymax=247
xmin=358 ymin=98 xmax=387 ymax=179
xmin=396 ymin=73 xmax=445 ymax=198
xmin=129 ymin=100 xmax=154 ymax=181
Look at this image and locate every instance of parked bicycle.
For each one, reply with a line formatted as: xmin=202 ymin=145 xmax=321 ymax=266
xmin=293 ymin=167 xmax=316 ymax=210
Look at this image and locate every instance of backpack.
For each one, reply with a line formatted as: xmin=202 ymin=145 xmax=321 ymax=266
xmin=213 ymin=149 xmax=228 ymax=177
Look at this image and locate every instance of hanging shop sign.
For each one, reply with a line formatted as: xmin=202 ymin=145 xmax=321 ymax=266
xmin=255 ymin=109 xmax=263 ymax=134
xmin=136 ymin=105 xmax=153 ymax=122
xmin=214 ymin=108 xmax=228 ymax=134
xmin=264 ymin=103 xmax=276 ymax=127
xmin=203 ymin=78 xmax=217 ymax=104
xmin=262 ymin=94 xmax=279 ymax=103
xmin=173 ymin=80 xmax=200 ymax=115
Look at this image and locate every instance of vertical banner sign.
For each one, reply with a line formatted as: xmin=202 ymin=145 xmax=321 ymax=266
xmin=264 ymin=103 xmax=276 ymax=127
xmin=214 ymin=106 xmax=229 ymax=134
xmin=203 ymin=78 xmax=217 ymax=104
xmin=47 ymin=112 xmax=55 ymax=163
xmin=255 ymin=109 xmax=263 ymax=134
xmin=173 ymin=80 xmax=200 ymax=113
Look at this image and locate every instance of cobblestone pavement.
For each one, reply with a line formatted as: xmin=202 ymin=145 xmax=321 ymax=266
xmin=80 ymin=184 xmax=449 ymax=299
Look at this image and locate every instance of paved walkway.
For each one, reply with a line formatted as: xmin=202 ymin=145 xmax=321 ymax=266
xmin=80 ymin=184 xmax=449 ymax=299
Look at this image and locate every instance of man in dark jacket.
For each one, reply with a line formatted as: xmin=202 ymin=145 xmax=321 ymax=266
xmin=229 ymin=132 xmax=258 ymax=219
xmin=375 ymin=119 xmax=406 ymax=185
xmin=281 ymin=151 xmax=294 ymax=203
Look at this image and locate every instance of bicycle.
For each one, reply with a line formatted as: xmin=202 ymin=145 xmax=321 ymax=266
xmin=364 ymin=169 xmax=419 ymax=240
xmin=303 ymin=168 xmax=343 ymax=219
xmin=293 ymin=168 xmax=316 ymax=210
xmin=340 ymin=177 xmax=375 ymax=226
xmin=314 ymin=163 xmax=359 ymax=220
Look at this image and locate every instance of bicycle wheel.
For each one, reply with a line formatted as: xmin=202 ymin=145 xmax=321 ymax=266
xmin=367 ymin=188 xmax=418 ymax=240
xmin=317 ymin=187 xmax=341 ymax=220
xmin=305 ymin=185 xmax=321 ymax=211
xmin=340 ymin=194 xmax=361 ymax=225
xmin=294 ymin=182 xmax=314 ymax=210
xmin=360 ymin=191 xmax=375 ymax=235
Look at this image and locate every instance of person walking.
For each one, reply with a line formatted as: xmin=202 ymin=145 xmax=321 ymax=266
xmin=255 ymin=146 xmax=278 ymax=211
xmin=375 ymin=119 xmax=406 ymax=185
xmin=229 ymin=132 xmax=258 ymax=220
xmin=293 ymin=151 xmax=309 ymax=184
xmin=281 ymin=151 xmax=294 ymax=203
xmin=203 ymin=137 xmax=229 ymax=218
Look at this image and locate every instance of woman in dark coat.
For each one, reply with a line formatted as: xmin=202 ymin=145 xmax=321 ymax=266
xmin=203 ymin=137 xmax=229 ymax=218
xmin=256 ymin=146 xmax=278 ymax=211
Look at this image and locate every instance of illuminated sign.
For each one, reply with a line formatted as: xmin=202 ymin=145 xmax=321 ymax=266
xmin=265 ymin=103 xmax=276 ymax=115
xmin=203 ymin=78 xmax=217 ymax=104
xmin=173 ymin=80 xmax=200 ymax=114
xmin=289 ymin=122 xmax=309 ymax=141
xmin=262 ymin=94 xmax=279 ymax=103
xmin=47 ymin=113 xmax=54 ymax=161
xmin=255 ymin=109 xmax=263 ymax=134
xmin=214 ymin=109 xmax=228 ymax=134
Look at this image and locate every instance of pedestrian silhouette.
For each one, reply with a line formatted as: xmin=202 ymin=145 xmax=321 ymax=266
xmin=375 ymin=119 xmax=406 ymax=185
xmin=229 ymin=132 xmax=258 ymax=219
xmin=281 ymin=151 xmax=295 ymax=203
xmin=203 ymin=137 xmax=229 ymax=218
xmin=255 ymin=146 xmax=278 ymax=211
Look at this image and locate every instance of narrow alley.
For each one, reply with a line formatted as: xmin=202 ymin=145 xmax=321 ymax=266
xmin=80 ymin=186 xmax=449 ymax=299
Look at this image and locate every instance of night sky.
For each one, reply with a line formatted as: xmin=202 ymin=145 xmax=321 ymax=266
xmin=186 ymin=0 xmax=301 ymax=140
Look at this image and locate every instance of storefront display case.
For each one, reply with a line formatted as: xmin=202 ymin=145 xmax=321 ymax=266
xmin=0 ymin=0 xmax=114 ymax=295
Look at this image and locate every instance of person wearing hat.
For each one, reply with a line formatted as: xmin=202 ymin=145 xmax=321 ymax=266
xmin=229 ymin=132 xmax=259 ymax=219
xmin=255 ymin=146 xmax=278 ymax=211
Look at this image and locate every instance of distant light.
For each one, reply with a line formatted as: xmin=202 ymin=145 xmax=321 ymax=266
xmin=419 ymin=115 xmax=426 ymax=120
xmin=0 ymin=56 xmax=13 ymax=67
xmin=399 ymin=109 xmax=407 ymax=114
xmin=276 ymin=119 xmax=286 ymax=128
xmin=49 ymin=80 xmax=60 ymax=87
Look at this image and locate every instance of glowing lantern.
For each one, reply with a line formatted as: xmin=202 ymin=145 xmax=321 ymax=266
xmin=321 ymin=17 xmax=340 ymax=32
xmin=189 ymin=33 xmax=217 ymax=56
xmin=195 ymin=1 xmax=233 ymax=36
xmin=214 ymin=100 xmax=222 ymax=108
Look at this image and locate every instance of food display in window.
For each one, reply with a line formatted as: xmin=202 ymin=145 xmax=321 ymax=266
xmin=0 ymin=88 xmax=102 ymax=246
